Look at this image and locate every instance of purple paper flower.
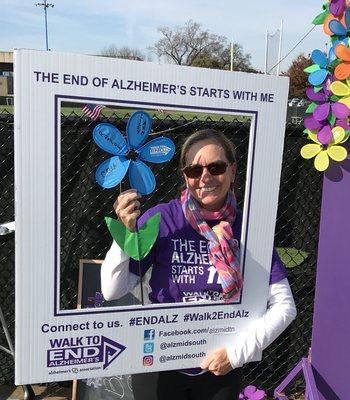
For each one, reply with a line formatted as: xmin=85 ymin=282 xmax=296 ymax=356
xmin=304 ymin=117 xmax=350 ymax=144
xmin=239 ymin=385 xmax=266 ymax=400
xmin=329 ymin=0 xmax=346 ymax=17
xmin=304 ymin=79 xmax=350 ymax=144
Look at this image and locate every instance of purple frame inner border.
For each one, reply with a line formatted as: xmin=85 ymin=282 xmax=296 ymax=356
xmin=54 ymin=94 xmax=259 ymax=316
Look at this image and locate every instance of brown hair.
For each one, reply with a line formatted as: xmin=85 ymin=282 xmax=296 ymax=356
xmin=180 ymin=129 xmax=236 ymax=169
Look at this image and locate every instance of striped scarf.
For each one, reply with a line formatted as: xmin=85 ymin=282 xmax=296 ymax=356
xmin=181 ymin=189 xmax=243 ymax=302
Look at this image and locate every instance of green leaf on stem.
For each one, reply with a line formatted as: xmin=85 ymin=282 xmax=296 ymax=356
xmin=105 ymin=212 xmax=161 ymax=261
xmin=312 ymin=10 xmax=328 ymax=25
xmin=305 ymin=102 xmax=317 ymax=113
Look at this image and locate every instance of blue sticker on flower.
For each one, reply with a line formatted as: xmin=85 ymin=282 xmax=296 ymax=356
xmin=92 ymin=111 xmax=175 ymax=195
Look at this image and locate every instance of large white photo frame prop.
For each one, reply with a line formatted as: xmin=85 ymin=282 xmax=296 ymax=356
xmin=15 ymin=49 xmax=289 ymax=384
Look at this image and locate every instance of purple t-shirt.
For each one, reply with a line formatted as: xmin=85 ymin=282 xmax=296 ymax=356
xmin=129 ymin=199 xmax=287 ymax=304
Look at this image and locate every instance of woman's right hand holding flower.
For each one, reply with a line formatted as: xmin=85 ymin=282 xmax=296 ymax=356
xmin=113 ymin=189 xmax=141 ymax=232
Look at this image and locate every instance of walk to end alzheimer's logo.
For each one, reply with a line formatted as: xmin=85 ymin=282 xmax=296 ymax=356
xmin=47 ymin=335 xmax=126 ymax=371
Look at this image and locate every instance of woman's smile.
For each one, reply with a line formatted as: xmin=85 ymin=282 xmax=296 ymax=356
xmin=200 ymin=186 xmax=218 ymax=193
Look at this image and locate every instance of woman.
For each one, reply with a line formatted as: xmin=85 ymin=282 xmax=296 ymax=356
xmin=101 ymin=129 xmax=296 ymax=400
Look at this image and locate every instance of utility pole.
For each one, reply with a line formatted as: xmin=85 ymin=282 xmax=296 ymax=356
xmin=276 ymin=19 xmax=283 ymax=76
xmin=35 ymin=1 xmax=54 ymax=51
xmin=264 ymin=29 xmax=268 ymax=74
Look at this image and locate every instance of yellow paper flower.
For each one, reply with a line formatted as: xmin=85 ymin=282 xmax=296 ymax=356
xmin=330 ymin=78 xmax=350 ymax=109
xmin=300 ymin=126 xmax=348 ymax=171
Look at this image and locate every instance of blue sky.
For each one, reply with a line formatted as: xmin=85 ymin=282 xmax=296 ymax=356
xmin=0 ymin=0 xmax=326 ymax=72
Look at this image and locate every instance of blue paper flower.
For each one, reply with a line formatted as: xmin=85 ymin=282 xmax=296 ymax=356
xmin=329 ymin=7 xmax=350 ymax=37
xmin=93 ymin=111 xmax=175 ymax=195
xmin=306 ymin=49 xmax=331 ymax=86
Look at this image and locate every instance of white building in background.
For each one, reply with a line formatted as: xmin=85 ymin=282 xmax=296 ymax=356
xmin=0 ymin=51 xmax=13 ymax=102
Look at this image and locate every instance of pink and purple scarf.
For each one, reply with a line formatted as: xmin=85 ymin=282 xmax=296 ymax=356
xmin=181 ymin=189 xmax=243 ymax=302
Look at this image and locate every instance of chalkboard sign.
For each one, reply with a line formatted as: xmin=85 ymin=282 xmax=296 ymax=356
xmin=72 ymin=259 xmax=157 ymax=400
xmin=75 ymin=375 xmax=134 ymax=400
xmin=77 ymin=259 xmax=142 ymax=308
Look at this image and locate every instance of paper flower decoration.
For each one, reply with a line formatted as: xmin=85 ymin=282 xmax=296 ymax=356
xmin=323 ymin=5 xmax=346 ymax=35
xmin=93 ymin=111 xmax=175 ymax=195
xmin=300 ymin=126 xmax=348 ymax=171
xmin=329 ymin=0 xmax=346 ymax=17
xmin=322 ymin=7 xmax=350 ymax=61
xmin=304 ymin=80 xmax=350 ymax=144
xmin=239 ymin=385 xmax=266 ymax=400
xmin=306 ymin=77 xmax=333 ymax=102
xmin=328 ymin=37 xmax=350 ymax=65
xmin=304 ymin=50 xmax=330 ymax=86
xmin=306 ymin=84 xmax=349 ymax=118
xmin=334 ymin=43 xmax=350 ymax=79
xmin=328 ymin=7 xmax=350 ymax=35
xmin=323 ymin=13 xmax=339 ymax=35
xmin=330 ymin=76 xmax=350 ymax=107
xmin=303 ymin=2 xmax=350 ymax=172
xmin=305 ymin=118 xmax=343 ymax=144
xmin=304 ymin=88 xmax=349 ymax=144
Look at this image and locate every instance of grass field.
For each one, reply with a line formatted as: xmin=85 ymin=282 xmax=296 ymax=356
xmin=276 ymin=247 xmax=309 ymax=268
xmin=0 ymin=105 xmax=13 ymax=114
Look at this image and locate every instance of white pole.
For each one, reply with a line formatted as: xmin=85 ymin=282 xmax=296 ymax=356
xmin=230 ymin=38 xmax=234 ymax=71
xmin=264 ymin=29 xmax=268 ymax=74
xmin=277 ymin=19 xmax=283 ymax=76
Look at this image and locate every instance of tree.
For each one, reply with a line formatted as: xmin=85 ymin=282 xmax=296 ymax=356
xmin=150 ymin=20 xmax=253 ymax=71
xmin=100 ymin=45 xmax=145 ymax=61
xmin=285 ymin=54 xmax=312 ymax=99
xmin=192 ymin=42 xmax=254 ymax=72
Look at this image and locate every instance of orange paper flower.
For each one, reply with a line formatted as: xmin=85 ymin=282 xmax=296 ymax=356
xmin=334 ymin=43 xmax=350 ymax=79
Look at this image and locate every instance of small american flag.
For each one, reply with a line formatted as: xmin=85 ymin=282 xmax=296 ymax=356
xmin=157 ymin=108 xmax=170 ymax=115
xmin=81 ymin=103 xmax=105 ymax=120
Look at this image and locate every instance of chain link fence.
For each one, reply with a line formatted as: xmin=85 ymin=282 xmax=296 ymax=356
xmin=0 ymin=108 xmax=321 ymax=397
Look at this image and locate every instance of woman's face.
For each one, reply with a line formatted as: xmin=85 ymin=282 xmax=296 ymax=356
xmin=183 ymin=139 xmax=236 ymax=211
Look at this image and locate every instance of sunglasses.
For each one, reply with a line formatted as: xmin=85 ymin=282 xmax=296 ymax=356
xmin=182 ymin=161 xmax=228 ymax=179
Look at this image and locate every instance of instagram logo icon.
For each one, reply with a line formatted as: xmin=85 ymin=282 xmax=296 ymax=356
xmin=143 ymin=355 xmax=154 ymax=366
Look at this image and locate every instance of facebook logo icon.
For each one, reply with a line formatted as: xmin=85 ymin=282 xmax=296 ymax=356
xmin=144 ymin=329 xmax=155 ymax=340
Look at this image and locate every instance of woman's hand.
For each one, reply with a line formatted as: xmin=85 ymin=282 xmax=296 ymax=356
xmin=113 ymin=189 xmax=141 ymax=232
xmin=200 ymin=347 xmax=233 ymax=376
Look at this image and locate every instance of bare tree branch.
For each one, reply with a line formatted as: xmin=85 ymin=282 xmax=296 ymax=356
xmin=285 ymin=54 xmax=312 ymax=99
xmin=149 ymin=20 xmax=253 ymax=72
xmin=100 ymin=45 xmax=145 ymax=61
